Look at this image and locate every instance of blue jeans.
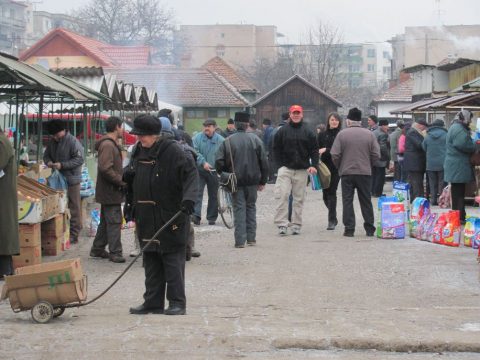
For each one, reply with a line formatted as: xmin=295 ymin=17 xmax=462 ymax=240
xmin=232 ymin=186 xmax=258 ymax=246
xmin=193 ymin=168 xmax=219 ymax=222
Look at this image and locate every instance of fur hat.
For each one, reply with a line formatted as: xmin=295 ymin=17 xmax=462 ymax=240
xmin=227 ymin=118 xmax=234 ymax=125
xmin=379 ymin=119 xmax=389 ymax=126
xmin=415 ymin=118 xmax=428 ymax=127
xmin=431 ymin=119 xmax=445 ymax=127
xmin=234 ymin=112 xmax=250 ymax=123
xmin=347 ymin=107 xmax=362 ymax=122
xmin=396 ymin=119 xmax=405 ymax=128
xmin=47 ymin=119 xmax=65 ymax=135
xmin=456 ymin=109 xmax=473 ymax=125
xmin=130 ymin=114 xmax=161 ymax=135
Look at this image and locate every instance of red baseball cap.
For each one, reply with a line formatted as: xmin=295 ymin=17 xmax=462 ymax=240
xmin=289 ymin=105 xmax=303 ymax=113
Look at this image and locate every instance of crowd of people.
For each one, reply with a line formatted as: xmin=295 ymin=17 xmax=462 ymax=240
xmin=0 ymin=105 xmax=477 ymax=317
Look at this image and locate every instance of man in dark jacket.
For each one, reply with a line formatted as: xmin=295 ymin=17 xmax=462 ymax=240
xmin=371 ymin=119 xmax=390 ymax=197
xmin=404 ymin=119 xmax=427 ymax=201
xmin=331 ymin=108 xmax=380 ymax=237
xmin=0 ymin=127 xmax=19 ymax=278
xmin=389 ymin=119 xmax=404 ymax=181
xmin=215 ymin=112 xmax=268 ymax=248
xmin=90 ymin=117 xmax=126 ymax=263
xmin=125 ymin=114 xmax=198 ymax=316
xmin=43 ymin=120 xmax=84 ymax=244
xmin=223 ymin=118 xmax=237 ymax=138
xmin=273 ymin=105 xmax=318 ymax=235
xmin=422 ymin=119 xmax=447 ymax=205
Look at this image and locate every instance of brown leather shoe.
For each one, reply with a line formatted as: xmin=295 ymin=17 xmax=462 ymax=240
xmin=109 ymin=254 xmax=126 ymax=263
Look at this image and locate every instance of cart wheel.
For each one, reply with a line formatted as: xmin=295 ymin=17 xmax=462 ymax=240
xmin=31 ymin=301 xmax=54 ymax=324
xmin=53 ymin=307 xmax=65 ymax=318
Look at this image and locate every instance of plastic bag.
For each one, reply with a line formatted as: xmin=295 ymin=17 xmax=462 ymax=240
xmin=47 ymin=169 xmax=68 ymax=190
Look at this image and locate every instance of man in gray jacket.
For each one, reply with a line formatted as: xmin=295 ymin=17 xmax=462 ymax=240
xmin=331 ymin=108 xmax=380 ymax=237
xmin=43 ymin=119 xmax=84 ymax=244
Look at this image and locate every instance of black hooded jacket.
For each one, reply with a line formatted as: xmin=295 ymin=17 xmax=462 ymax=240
xmin=124 ymin=138 xmax=198 ymax=253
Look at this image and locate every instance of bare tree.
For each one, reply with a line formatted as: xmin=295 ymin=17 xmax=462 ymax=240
xmin=294 ymin=22 xmax=344 ymax=94
xmin=73 ymin=0 xmax=176 ymax=62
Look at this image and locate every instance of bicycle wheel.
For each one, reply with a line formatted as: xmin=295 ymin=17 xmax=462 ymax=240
xmin=218 ymin=186 xmax=234 ymax=229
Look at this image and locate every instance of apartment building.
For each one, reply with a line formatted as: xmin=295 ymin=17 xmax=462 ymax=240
xmin=176 ymin=24 xmax=278 ymax=70
xmin=337 ymin=43 xmax=391 ymax=89
xmin=0 ymin=0 xmax=27 ymax=56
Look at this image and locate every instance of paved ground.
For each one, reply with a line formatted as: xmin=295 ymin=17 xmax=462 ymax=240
xmin=2 ymin=183 xmax=480 ymax=359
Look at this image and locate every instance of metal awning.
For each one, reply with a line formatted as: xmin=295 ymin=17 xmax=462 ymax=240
xmin=390 ymin=97 xmax=447 ymax=114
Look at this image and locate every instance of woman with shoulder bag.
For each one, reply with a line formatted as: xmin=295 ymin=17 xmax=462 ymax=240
xmin=317 ymin=112 xmax=342 ymax=230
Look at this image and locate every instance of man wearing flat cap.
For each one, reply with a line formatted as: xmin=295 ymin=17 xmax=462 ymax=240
xmin=331 ymin=107 xmax=380 ymax=237
xmin=215 ymin=112 xmax=268 ymax=248
xmin=272 ymin=105 xmax=319 ymax=236
xmin=124 ymin=114 xmax=198 ymax=316
xmin=43 ymin=119 xmax=84 ymax=244
xmin=371 ymin=119 xmax=390 ymax=197
xmin=192 ymin=119 xmax=225 ymax=225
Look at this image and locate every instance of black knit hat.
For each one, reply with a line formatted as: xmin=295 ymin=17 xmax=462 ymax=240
xmin=227 ymin=118 xmax=234 ymax=125
xmin=379 ymin=119 xmax=389 ymax=126
xmin=130 ymin=114 xmax=161 ymax=135
xmin=347 ymin=107 xmax=362 ymax=121
xmin=234 ymin=111 xmax=250 ymax=123
xmin=47 ymin=119 xmax=65 ymax=135
xmin=415 ymin=118 xmax=428 ymax=127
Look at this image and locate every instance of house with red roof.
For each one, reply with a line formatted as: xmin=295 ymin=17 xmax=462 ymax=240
xmin=19 ymin=28 xmax=151 ymax=69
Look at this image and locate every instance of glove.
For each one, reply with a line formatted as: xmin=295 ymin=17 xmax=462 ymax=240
xmin=123 ymin=203 xmax=134 ymax=222
xmin=181 ymin=200 xmax=195 ymax=215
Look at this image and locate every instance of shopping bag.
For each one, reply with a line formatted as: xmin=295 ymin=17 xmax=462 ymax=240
xmin=318 ymin=162 xmax=331 ymax=189
xmin=310 ymin=173 xmax=321 ymax=191
xmin=47 ymin=169 xmax=68 ymax=190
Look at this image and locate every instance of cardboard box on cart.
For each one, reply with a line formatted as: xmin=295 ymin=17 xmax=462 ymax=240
xmin=1 ymin=258 xmax=87 ymax=310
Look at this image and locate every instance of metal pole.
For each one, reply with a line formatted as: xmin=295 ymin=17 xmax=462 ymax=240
xmin=36 ymin=94 xmax=44 ymax=163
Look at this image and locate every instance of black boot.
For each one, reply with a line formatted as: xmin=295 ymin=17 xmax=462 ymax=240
xmin=165 ymin=303 xmax=186 ymax=315
xmin=326 ymin=196 xmax=338 ymax=230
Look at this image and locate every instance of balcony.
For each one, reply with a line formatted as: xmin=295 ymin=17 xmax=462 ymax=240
xmin=0 ymin=16 xmax=26 ymax=29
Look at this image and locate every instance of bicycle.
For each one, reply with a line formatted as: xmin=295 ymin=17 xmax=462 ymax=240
xmin=217 ymin=185 xmax=234 ymax=229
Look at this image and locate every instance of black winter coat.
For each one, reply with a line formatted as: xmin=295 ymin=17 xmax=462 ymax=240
xmin=317 ymin=127 xmax=340 ymax=173
xmin=273 ymin=121 xmax=319 ymax=170
xmin=125 ymin=138 xmax=198 ymax=253
xmin=403 ymin=126 xmax=426 ymax=172
xmin=215 ymin=129 xmax=269 ymax=186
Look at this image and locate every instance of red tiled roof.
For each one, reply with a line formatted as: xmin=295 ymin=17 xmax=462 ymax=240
xmin=373 ymin=79 xmax=413 ymax=103
xmin=19 ymin=28 xmax=151 ymax=68
xmin=202 ymin=56 xmax=258 ymax=94
xmin=106 ymin=67 xmax=249 ymax=107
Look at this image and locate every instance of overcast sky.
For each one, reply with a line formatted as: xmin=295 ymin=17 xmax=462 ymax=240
xmin=38 ymin=0 xmax=480 ymax=43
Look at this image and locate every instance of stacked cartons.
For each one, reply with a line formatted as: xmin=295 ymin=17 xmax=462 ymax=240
xmin=62 ymin=210 xmax=71 ymax=251
xmin=17 ymin=176 xmax=62 ymax=223
xmin=41 ymin=215 xmax=64 ymax=256
xmin=13 ymin=224 xmax=42 ymax=269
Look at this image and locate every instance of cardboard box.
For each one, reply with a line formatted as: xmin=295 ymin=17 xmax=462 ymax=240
xmin=3 ymin=258 xmax=87 ymax=310
xmin=12 ymin=245 xmax=42 ymax=269
xmin=19 ymin=224 xmax=41 ymax=247
xmin=41 ymin=235 xmax=63 ymax=256
xmin=41 ymin=214 xmax=63 ymax=238
xmin=18 ymin=198 xmax=45 ymax=224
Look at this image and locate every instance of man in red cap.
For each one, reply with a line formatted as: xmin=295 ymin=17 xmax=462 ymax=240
xmin=272 ymin=105 xmax=319 ymax=235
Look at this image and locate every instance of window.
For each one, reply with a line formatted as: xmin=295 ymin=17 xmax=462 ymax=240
xmin=9 ymin=8 xmax=14 ymax=19
xmin=195 ymin=110 xmax=205 ymax=118
xmin=383 ymin=51 xmax=390 ymax=59
xmin=186 ymin=110 xmax=196 ymax=118
xmin=216 ymin=44 xmax=225 ymax=57
xmin=367 ymin=49 xmax=376 ymax=58
xmin=383 ymin=66 xmax=390 ymax=75
xmin=349 ymin=64 xmax=360 ymax=73
xmin=367 ymin=64 xmax=375 ymax=72
xmin=220 ymin=33 xmax=225 ymax=38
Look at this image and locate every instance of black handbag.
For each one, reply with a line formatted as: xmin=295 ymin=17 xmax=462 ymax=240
xmin=218 ymin=139 xmax=238 ymax=193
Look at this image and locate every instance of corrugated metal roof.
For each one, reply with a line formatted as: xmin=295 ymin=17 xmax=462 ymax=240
xmin=390 ymin=97 xmax=447 ymax=114
xmin=417 ymin=92 xmax=480 ymax=110
xmin=0 ymin=53 xmax=89 ymax=101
